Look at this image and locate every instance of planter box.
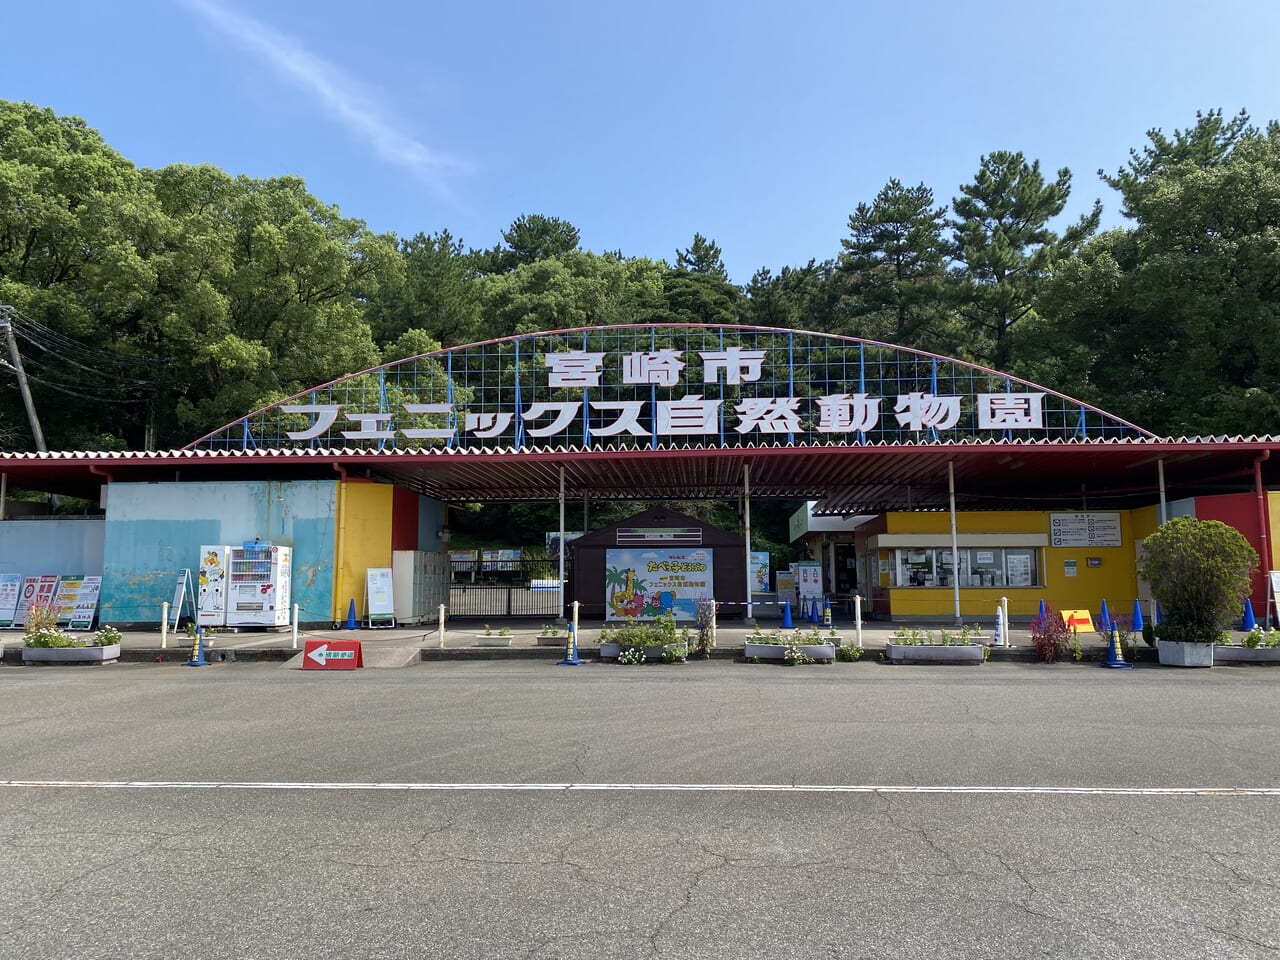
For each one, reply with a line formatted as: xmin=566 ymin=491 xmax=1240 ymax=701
xmin=599 ymin=641 xmax=688 ymax=662
xmin=1212 ymin=645 xmax=1280 ymax=664
xmin=536 ymin=635 xmax=567 ymax=647
xmin=744 ymin=641 xmax=836 ymax=662
xmin=23 ymin=643 xmax=121 ymax=665
xmin=474 ymin=636 xmax=512 ymax=647
xmin=1157 ymin=639 xmax=1214 ymax=667
xmin=885 ymin=642 xmax=984 ymax=664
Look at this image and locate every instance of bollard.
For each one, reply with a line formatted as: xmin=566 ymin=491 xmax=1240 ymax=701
xmin=438 ymin=603 xmax=447 ymax=648
xmin=161 ymin=601 xmax=169 ymax=649
xmin=292 ymin=603 xmax=300 ymax=649
xmin=1001 ymin=596 xmax=1011 ymax=648
xmin=854 ymin=594 xmax=863 ymax=649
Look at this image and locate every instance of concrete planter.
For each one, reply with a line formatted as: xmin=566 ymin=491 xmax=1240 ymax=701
xmin=743 ymin=641 xmax=837 ymax=662
xmin=536 ymin=634 xmax=567 ymax=647
xmin=885 ymin=642 xmax=984 ymax=664
xmin=474 ymin=635 xmax=512 ymax=647
xmin=23 ymin=643 xmax=121 ymax=665
xmin=1157 ymin=639 xmax=1214 ymax=667
xmin=1212 ymin=645 xmax=1280 ymax=664
xmin=599 ymin=641 xmax=688 ymax=662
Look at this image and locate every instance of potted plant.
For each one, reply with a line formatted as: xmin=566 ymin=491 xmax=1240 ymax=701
xmin=1215 ymin=626 xmax=1280 ymax=663
xmin=744 ymin=625 xmax=837 ymax=663
xmin=536 ymin=623 xmax=566 ymax=647
xmin=885 ymin=625 xmax=986 ymax=663
xmin=1137 ymin=517 xmax=1259 ymax=668
xmin=22 ymin=604 xmax=122 ymax=665
xmin=600 ymin=612 xmax=688 ymax=663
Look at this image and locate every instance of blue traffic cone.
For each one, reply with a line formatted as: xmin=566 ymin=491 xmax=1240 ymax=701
xmin=1101 ymin=624 xmax=1133 ymax=669
xmin=1038 ymin=598 xmax=1047 ymax=622
xmin=344 ymin=598 xmax=358 ymax=630
xmin=182 ymin=626 xmax=209 ymax=667
xmin=557 ymin=622 xmax=581 ymax=666
xmin=810 ymin=599 xmax=821 ymax=623
xmin=1131 ymin=599 xmax=1144 ymax=633
xmin=1243 ymin=599 xmax=1257 ymax=631
xmin=781 ymin=600 xmax=793 ymax=629
xmin=1154 ymin=601 xmax=1162 ymax=625
xmin=1099 ymin=598 xmax=1112 ymax=633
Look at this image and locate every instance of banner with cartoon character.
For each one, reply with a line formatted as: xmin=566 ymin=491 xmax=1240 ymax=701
xmin=604 ymin=547 xmax=713 ymax=621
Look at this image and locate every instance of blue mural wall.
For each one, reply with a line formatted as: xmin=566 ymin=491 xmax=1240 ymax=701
xmin=0 ymin=518 xmax=106 ymax=578
xmin=101 ymin=480 xmax=336 ymax=624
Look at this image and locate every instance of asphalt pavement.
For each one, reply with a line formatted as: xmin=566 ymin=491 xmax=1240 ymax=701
xmin=0 ymin=659 xmax=1277 ymax=958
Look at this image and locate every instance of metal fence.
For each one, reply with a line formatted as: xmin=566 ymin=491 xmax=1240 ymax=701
xmin=448 ymin=558 xmax=563 ymax=619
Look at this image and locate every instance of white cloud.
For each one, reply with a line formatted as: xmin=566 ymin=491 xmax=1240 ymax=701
xmin=178 ymin=0 xmax=462 ymax=192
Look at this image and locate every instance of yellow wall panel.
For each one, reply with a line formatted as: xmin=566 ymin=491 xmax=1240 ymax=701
xmin=332 ymin=482 xmax=393 ymax=618
xmin=887 ymin=511 xmax=1047 ymax=534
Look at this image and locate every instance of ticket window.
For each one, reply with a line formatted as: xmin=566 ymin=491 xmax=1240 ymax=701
xmin=892 ymin=548 xmax=1041 ymax=587
xmin=896 ymin=549 xmax=936 ymax=587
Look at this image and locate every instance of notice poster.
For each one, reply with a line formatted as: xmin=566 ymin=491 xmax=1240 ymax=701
xmin=67 ymin=577 xmax=102 ymax=631
xmin=366 ymin=568 xmax=394 ymax=623
xmin=750 ymin=551 xmax=770 ymax=593
xmin=776 ymin=571 xmax=797 ymax=611
xmin=0 ymin=574 xmax=22 ymax=629
xmin=1049 ymin=513 xmax=1122 ymax=548
xmin=604 ymin=547 xmax=713 ymax=621
xmin=14 ymin=575 xmax=60 ymax=628
xmin=53 ymin=575 xmax=87 ymax=625
xmin=1006 ymin=554 xmax=1032 ymax=587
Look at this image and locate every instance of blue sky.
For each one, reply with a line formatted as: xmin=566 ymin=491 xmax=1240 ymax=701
xmin=8 ymin=0 xmax=1280 ymax=284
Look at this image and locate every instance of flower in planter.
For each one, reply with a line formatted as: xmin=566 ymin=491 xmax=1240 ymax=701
xmin=93 ymin=625 xmax=123 ymax=647
xmin=618 ymin=646 xmax=644 ymax=665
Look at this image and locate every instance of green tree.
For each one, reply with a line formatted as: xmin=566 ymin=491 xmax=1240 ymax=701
xmin=366 ymin=229 xmax=483 ymax=348
xmin=675 ymin=233 xmax=729 ymax=281
xmin=1025 ymin=111 xmax=1280 ymax=435
xmin=473 ymin=214 xmax=580 ymax=274
xmin=838 ymin=179 xmax=951 ymax=347
xmin=950 ymin=151 xmax=1100 ymax=369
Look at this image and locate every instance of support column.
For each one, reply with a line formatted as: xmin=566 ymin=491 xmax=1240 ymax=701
xmin=743 ymin=462 xmax=753 ymax=622
xmin=948 ymin=460 xmax=961 ymax=626
xmin=582 ymin=493 xmax=589 ymax=534
xmin=1255 ymin=452 xmax=1271 ymax=628
xmin=1157 ymin=458 xmax=1168 ymax=524
xmin=1 ymin=308 xmax=46 ymax=451
xmin=558 ymin=466 xmax=566 ymax=624
xmin=0 ymin=471 xmax=6 ymax=521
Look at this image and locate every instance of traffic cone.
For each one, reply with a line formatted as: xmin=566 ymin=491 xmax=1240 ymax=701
xmin=1131 ymin=599 xmax=1144 ymax=633
xmin=992 ymin=604 xmax=1005 ymax=647
xmin=1038 ymin=598 xmax=1047 ymax=622
xmin=781 ymin=600 xmax=793 ymax=629
xmin=1154 ymin=601 xmax=1162 ymax=625
xmin=1099 ymin=598 xmax=1112 ymax=633
xmin=810 ymin=599 xmax=821 ymax=624
xmin=1101 ymin=624 xmax=1132 ymax=669
xmin=1243 ymin=599 xmax=1257 ymax=631
xmin=182 ymin=626 xmax=209 ymax=667
xmin=557 ymin=622 xmax=581 ymax=666
xmin=822 ymin=599 xmax=833 ymax=629
xmin=344 ymin=599 xmax=358 ymax=630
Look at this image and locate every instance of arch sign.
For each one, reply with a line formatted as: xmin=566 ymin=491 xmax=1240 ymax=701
xmin=189 ymin=325 xmax=1152 ymax=451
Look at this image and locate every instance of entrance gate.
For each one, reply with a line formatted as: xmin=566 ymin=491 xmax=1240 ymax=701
xmin=448 ymin=556 xmax=563 ymax=619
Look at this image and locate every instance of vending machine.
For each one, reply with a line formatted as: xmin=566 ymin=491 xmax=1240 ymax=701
xmin=198 ymin=545 xmax=231 ymax=628
xmin=227 ymin=541 xmax=292 ymax=628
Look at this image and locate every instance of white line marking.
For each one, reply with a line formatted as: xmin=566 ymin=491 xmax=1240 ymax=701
xmin=1 ymin=781 xmax=1277 ymax=796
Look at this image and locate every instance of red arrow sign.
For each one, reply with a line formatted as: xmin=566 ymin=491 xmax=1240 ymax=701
xmin=302 ymin=639 xmax=364 ymax=669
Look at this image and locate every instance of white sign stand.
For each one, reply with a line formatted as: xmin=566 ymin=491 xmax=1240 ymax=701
xmin=365 ymin=568 xmax=396 ymax=628
xmin=171 ymin=569 xmax=196 ymax=629
xmin=1268 ymin=571 xmax=1280 ymax=630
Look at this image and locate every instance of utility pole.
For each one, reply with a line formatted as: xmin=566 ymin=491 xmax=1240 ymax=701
xmin=0 ymin=305 xmax=47 ymax=451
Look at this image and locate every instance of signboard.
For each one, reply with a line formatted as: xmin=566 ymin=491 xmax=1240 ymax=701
xmin=1064 ymin=560 xmax=1077 ymax=578
xmin=1050 ymin=512 xmax=1123 ymax=548
xmin=449 ymin=549 xmax=478 ymax=571
xmin=171 ymin=569 xmax=195 ymax=629
xmin=0 ymin=574 xmax=22 ymax=629
xmin=604 ymin=547 xmax=713 ymax=621
xmin=750 ymin=551 xmax=770 ymax=593
xmin=1060 ymin=609 xmax=1095 ymax=633
xmin=365 ymin=568 xmax=394 ymax=626
xmin=13 ymin=575 xmax=60 ymax=628
xmin=793 ymin=562 xmax=823 ymax=599
xmin=481 ymin=548 xmax=521 ymax=572
xmin=66 ymin=577 xmax=102 ymax=631
xmin=193 ymin=327 xmax=1153 ymax=452
xmin=776 ymin=571 xmax=797 ymax=610
xmin=303 ymin=639 xmax=364 ymax=670
xmin=52 ymin=575 xmax=87 ymax=624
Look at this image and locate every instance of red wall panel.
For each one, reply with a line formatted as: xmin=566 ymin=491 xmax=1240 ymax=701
xmin=391 ymin=486 xmax=419 ymax=553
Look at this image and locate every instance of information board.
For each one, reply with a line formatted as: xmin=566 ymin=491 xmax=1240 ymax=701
xmin=14 ymin=575 xmax=59 ymax=628
xmin=0 ymin=574 xmax=22 ymax=629
xmin=365 ymin=567 xmax=395 ymax=626
xmin=53 ymin=575 xmax=87 ymax=625
xmin=1049 ymin=512 xmax=1123 ymax=547
xmin=604 ymin=547 xmax=713 ymax=621
xmin=792 ymin=561 xmax=823 ymax=599
xmin=750 ymin=551 xmax=770 ymax=593
xmin=67 ymin=577 xmax=102 ymax=631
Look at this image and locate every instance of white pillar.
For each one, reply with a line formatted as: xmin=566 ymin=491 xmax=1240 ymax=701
xmin=743 ymin=462 xmax=753 ymax=621
xmin=438 ymin=603 xmax=447 ymax=648
xmin=948 ymin=461 xmax=961 ymax=625
xmin=558 ymin=466 xmax=566 ymax=624
xmin=1001 ymin=595 xmax=1011 ymax=648
xmin=161 ymin=602 xmax=169 ymax=649
xmin=291 ymin=603 xmax=300 ymax=649
xmin=854 ymin=594 xmax=863 ymax=649
xmin=1157 ymin=458 xmax=1168 ymax=524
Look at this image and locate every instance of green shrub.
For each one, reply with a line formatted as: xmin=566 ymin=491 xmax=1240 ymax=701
xmin=1138 ymin=517 xmax=1258 ymax=643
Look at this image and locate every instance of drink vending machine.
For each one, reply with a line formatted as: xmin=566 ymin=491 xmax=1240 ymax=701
xmin=198 ymin=541 xmax=292 ymax=628
xmin=228 ymin=541 xmax=292 ymax=628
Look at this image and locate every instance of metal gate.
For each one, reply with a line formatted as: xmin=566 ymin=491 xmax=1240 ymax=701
xmin=448 ymin=556 xmax=564 ymax=619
